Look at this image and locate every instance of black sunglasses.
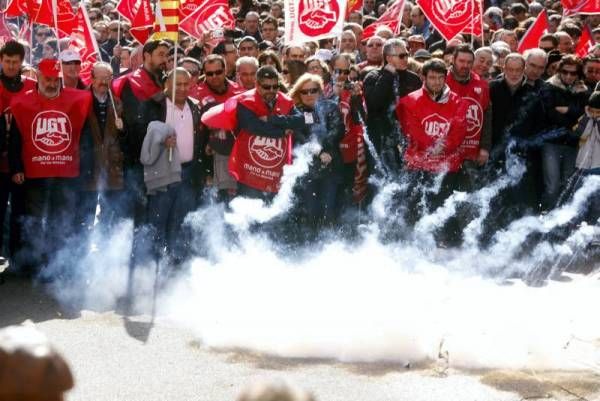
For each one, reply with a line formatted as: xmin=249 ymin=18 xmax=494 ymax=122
xmin=205 ymin=69 xmax=224 ymax=77
xmin=260 ymin=84 xmax=279 ymax=91
xmin=299 ymin=87 xmax=319 ymax=95
xmin=335 ymin=68 xmax=350 ymax=75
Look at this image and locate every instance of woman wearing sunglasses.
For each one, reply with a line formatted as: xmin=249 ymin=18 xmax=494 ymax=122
xmin=289 ymin=73 xmax=344 ymax=227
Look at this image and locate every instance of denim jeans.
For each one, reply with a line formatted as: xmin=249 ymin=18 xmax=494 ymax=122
xmin=541 ymin=143 xmax=577 ymax=210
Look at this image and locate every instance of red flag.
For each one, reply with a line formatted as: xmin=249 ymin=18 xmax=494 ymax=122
xmin=129 ymin=0 xmax=154 ymax=44
xmin=562 ymin=0 xmax=600 ymax=15
xmin=116 ymin=0 xmax=137 ymax=22
xmin=576 ymin=25 xmax=594 ymax=57
xmin=30 ymin=0 xmax=76 ymax=33
xmin=517 ymin=9 xmax=548 ymax=53
xmin=362 ymin=0 xmax=405 ymax=40
xmin=4 ymin=0 xmax=28 ymax=17
xmin=179 ymin=0 xmax=234 ymax=40
xmin=178 ymin=0 xmax=203 ymax=19
xmin=346 ymin=0 xmax=364 ymax=17
xmin=0 ymin=12 xmax=14 ymax=43
xmin=418 ymin=0 xmax=481 ymax=41
xmin=67 ymin=6 xmax=98 ymax=85
xmin=459 ymin=0 xmax=482 ymax=37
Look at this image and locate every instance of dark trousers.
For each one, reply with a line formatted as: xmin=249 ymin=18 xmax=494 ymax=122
xmin=298 ymin=167 xmax=342 ymax=226
xmin=98 ymin=189 xmax=129 ymax=232
xmin=19 ymin=178 xmax=78 ymax=272
xmin=123 ymin=164 xmax=147 ymax=227
xmin=145 ymin=165 xmax=200 ymax=263
xmin=0 ymin=173 xmax=25 ymax=258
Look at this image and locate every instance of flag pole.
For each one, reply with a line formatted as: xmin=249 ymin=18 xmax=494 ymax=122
xmin=51 ymin=0 xmax=65 ymax=87
xmin=82 ymin=4 xmax=120 ymax=121
xmin=470 ymin=0 xmax=475 ymax=47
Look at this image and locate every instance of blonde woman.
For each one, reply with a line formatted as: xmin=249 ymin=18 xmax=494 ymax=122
xmin=289 ymin=73 xmax=344 ymax=226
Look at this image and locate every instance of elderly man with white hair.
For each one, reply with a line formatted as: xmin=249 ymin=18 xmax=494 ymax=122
xmin=523 ymin=48 xmax=548 ymax=90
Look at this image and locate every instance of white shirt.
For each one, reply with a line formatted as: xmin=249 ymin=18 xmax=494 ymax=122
xmin=165 ymin=98 xmax=194 ymax=163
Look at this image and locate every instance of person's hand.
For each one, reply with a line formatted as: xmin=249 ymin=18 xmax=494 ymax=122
xmin=555 ymin=106 xmax=568 ymax=114
xmin=115 ymin=117 xmax=123 ymax=131
xmin=205 ymin=144 xmax=214 ymax=156
xmin=259 ymin=116 xmax=268 ymax=122
xmin=320 ymin=152 xmax=332 ymax=165
xmin=205 ymin=175 xmax=213 ymax=187
xmin=12 ymin=173 xmax=24 ymax=184
xmin=477 ymin=149 xmax=489 ymax=165
xmin=164 ymin=134 xmax=177 ymax=148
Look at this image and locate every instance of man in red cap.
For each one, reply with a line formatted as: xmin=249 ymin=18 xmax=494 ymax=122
xmin=7 ymin=58 xmax=92 ymax=276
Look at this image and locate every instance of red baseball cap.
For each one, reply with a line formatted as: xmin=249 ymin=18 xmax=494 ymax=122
xmin=38 ymin=58 xmax=61 ymax=78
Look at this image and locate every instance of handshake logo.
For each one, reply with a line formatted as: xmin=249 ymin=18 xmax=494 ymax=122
xmin=298 ymin=0 xmax=340 ymax=36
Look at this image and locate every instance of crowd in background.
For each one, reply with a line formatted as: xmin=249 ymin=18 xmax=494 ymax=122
xmin=0 ymin=0 xmax=600 ymax=276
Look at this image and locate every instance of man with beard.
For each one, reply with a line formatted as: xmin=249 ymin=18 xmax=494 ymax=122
xmin=8 ymin=59 xmax=92 ymax=275
xmin=204 ymin=66 xmax=308 ymax=199
xmin=364 ymin=38 xmax=421 ymax=169
xmin=396 ymin=59 xmax=467 ymax=244
xmin=0 ymin=41 xmax=36 ymax=266
xmin=197 ymin=55 xmax=243 ymax=201
xmin=446 ymin=45 xmax=492 ymax=177
xmin=112 ymin=40 xmax=168 ymax=225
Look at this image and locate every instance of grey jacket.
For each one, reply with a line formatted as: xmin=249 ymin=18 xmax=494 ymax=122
xmin=140 ymin=121 xmax=181 ymax=194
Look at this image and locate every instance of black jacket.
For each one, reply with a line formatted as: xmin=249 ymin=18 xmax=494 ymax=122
xmin=363 ymin=67 xmax=421 ymax=153
xmin=138 ymin=96 xmax=208 ymax=189
xmin=296 ymin=99 xmax=345 ymax=166
xmin=537 ymin=75 xmax=589 ymax=147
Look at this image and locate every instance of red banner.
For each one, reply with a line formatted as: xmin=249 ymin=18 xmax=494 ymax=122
xmin=116 ymin=0 xmax=137 ymax=22
xmin=362 ymin=0 xmax=405 ymax=40
xmin=67 ymin=7 xmax=98 ymax=85
xmin=178 ymin=0 xmax=203 ymax=19
xmin=562 ymin=0 xmax=600 ymax=15
xmin=4 ymin=0 xmax=28 ymax=17
xmin=29 ymin=0 xmax=76 ymax=33
xmin=0 ymin=11 xmax=14 ymax=43
xmin=418 ymin=0 xmax=482 ymax=41
xmin=179 ymin=0 xmax=234 ymax=40
xmin=129 ymin=0 xmax=154 ymax=44
xmin=576 ymin=25 xmax=594 ymax=57
xmin=517 ymin=9 xmax=548 ymax=53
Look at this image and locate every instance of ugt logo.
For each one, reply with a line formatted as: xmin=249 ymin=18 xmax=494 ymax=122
xmin=432 ymin=0 xmax=473 ymax=27
xmin=248 ymin=136 xmax=286 ymax=169
xmin=31 ymin=110 xmax=72 ymax=154
xmin=422 ymin=113 xmax=450 ymax=139
xmin=298 ymin=0 xmax=340 ymax=36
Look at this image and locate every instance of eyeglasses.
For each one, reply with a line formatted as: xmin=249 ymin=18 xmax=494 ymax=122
xmin=299 ymin=87 xmax=319 ymax=95
xmin=390 ymin=53 xmax=408 ymax=59
xmin=260 ymin=84 xmax=279 ymax=91
xmin=367 ymin=43 xmax=383 ymax=48
xmin=335 ymin=68 xmax=350 ymax=75
xmin=205 ymin=69 xmax=224 ymax=77
xmin=560 ymin=69 xmax=578 ymax=76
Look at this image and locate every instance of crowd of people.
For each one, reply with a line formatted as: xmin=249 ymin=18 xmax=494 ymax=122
xmin=0 ymin=0 xmax=600 ymax=276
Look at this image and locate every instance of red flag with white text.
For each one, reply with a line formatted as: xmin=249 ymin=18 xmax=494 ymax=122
xmin=576 ymin=25 xmax=594 ymax=57
xmin=517 ymin=9 xmax=548 ymax=53
xmin=178 ymin=0 xmax=203 ymax=19
xmin=67 ymin=6 xmax=98 ymax=85
xmin=284 ymin=0 xmax=347 ymax=43
xmin=362 ymin=0 xmax=405 ymax=40
xmin=129 ymin=0 xmax=154 ymax=44
xmin=4 ymin=0 xmax=28 ymax=17
xmin=116 ymin=0 xmax=137 ymax=22
xmin=562 ymin=0 xmax=600 ymax=16
xmin=418 ymin=0 xmax=481 ymax=41
xmin=29 ymin=0 xmax=76 ymax=33
xmin=179 ymin=0 xmax=234 ymax=40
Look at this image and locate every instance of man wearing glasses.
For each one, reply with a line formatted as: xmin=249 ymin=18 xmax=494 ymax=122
xmin=357 ymin=36 xmax=384 ymax=71
xmin=196 ymin=55 xmax=243 ymax=200
xmin=364 ymin=39 xmax=421 ymax=166
xmin=224 ymin=66 xmax=309 ymax=198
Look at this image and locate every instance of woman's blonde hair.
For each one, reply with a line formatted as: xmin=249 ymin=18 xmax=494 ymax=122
xmin=288 ymin=73 xmax=324 ymax=106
